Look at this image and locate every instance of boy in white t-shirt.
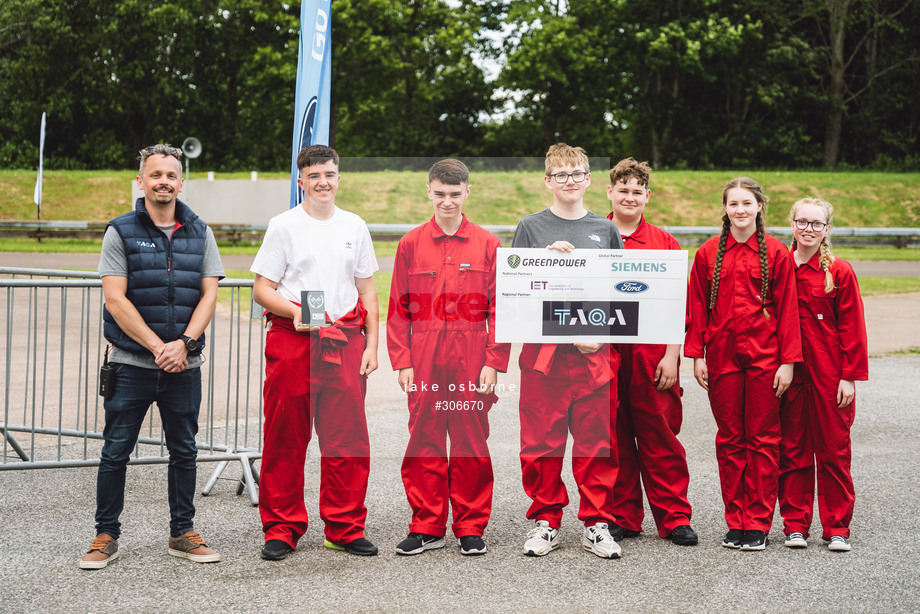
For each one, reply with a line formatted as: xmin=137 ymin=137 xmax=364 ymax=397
xmin=251 ymin=145 xmax=380 ymax=560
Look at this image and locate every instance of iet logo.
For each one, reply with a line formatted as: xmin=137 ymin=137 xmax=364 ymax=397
xmin=531 ymin=281 xmax=547 ymax=290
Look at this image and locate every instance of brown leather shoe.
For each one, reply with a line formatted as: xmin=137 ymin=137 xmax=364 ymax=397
xmin=79 ymin=533 xmax=119 ymax=569
xmin=168 ymin=531 xmax=221 ymax=563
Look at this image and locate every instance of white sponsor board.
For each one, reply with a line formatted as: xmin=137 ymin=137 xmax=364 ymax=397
xmin=496 ymin=248 xmax=688 ymax=344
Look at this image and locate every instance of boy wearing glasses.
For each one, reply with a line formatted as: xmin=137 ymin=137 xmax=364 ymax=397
xmin=512 ymin=143 xmax=625 ymax=558
xmin=387 ymin=159 xmax=510 ymax=556
xmin=605 ymin=157 xmax=697 ymax=547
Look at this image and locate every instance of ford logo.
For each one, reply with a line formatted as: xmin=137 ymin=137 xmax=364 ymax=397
xmin=298 ymin=96 xmax=318 ymax=150
xmin=615 ymin=281 xmax=649 ymax=293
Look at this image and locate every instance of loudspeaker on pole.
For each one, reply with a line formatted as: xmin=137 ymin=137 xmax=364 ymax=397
xmin=182 ymin=137 xmax=202 ymax=159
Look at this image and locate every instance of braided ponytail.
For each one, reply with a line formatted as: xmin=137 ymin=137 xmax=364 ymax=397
xmin=709 ymin=214 xmax=731 ymax=311
xmin=755 ymin=211 xmax=771 ymax=319
xmin=819 ymin=238 xmax=836 ymax=293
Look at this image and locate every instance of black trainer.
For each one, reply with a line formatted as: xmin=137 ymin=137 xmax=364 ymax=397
xmin=740 ymin=530 xmax=768 ymax=551
xmin=342 ymin=537 xmax=378 ymax=556
xmin=323 ymin=536 xmax=378 ymax=556
xmin=458 ymin=535 xmax=487 ymax=556
xmin=667 ymin=525 xmax=699 ymax=546
xmin=609 ymin=522 xmax=641 ymax=541
xmin=260 ymin=539 xmax=294 ymax=561
xmin=396 ymin=533 xmax=446 ymax=555
xmin=722 ymin=529 xmax=743 ymax=549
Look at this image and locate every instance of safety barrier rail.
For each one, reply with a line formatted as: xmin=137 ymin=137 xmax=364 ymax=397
xmin=3 ymin=221 xmax=919 ymax=247
xmin=0 ymin=267 xmax=265 ymax=505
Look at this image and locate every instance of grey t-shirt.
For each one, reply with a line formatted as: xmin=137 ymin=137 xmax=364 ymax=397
xmin=512 ymin=208 xmax=624 ymax=249
xmin=99 ymin=224 xmax=224 ymax=369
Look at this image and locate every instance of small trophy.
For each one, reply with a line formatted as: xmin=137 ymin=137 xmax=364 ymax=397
xmin=301 ymin=290 xmax=328 ymax=327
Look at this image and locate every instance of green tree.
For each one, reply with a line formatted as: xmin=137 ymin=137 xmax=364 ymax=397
xmin=4 ymin=0 xmax=917 ymax=169
xmin=175 ymin=1 xmax=299 ymax=171
xmin=330 ymin=0 xmax=500 ymax=157
xmin=806 ymin=0 xmax=920 ymax=167
xmin=840 ymin=0 xmax=920 ymax=168
xmin=611 ymin=2 xmax=771 ymax=168
xmin=0 ymin=0 xmax=97 ymax=168
xmin=0 ymin=0 xmax=300 ymax=170
xmin=489 ymin=1 xmax=617 ymax=157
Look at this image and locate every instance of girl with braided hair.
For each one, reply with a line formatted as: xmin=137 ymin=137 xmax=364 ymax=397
xmin=778 ymin=198 xmax=868 ymax=553
xmin=685 ymin=177 xmax=802 ymax=551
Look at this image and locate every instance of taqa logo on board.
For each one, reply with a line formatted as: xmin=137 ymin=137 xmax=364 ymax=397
xmin=542 ymin=301 xmax=639 ymax=337
xmin=614 ymin=281 xmax=649 ymax=293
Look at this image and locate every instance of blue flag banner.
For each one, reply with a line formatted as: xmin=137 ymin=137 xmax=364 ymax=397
xmin=34 ymin=111 xmax=46 ymax=217
xmin=290 ymin=0 xmax=332 ymax=209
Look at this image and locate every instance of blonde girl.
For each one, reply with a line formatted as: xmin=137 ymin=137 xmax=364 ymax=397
xmin=778 ymin=198 xmax=868 ymax=552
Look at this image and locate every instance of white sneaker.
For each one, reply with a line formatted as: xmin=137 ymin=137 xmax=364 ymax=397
xmin=784 ymin=532 xmax=807 ymax=548
xmin=523 ymin=520 xmax=559 ymax=556
xmin=582 ymin=522 xmax=622 ymax=559
xmin=828 ymin=536 xmax=852 ymax=552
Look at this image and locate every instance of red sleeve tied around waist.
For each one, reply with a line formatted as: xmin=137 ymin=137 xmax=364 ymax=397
xmin=532 ymin=343 xmax=615 ymax=391
xmin=265 ymin=299 xmax=367 ymax=366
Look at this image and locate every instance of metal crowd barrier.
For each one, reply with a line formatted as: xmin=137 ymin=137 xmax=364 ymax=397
xmin=0 ymin=267 xmax=265 ymax=506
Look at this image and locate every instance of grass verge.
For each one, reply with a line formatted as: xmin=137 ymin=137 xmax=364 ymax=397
xmin=857 ymin=277 xmax=920 ymax=295
xmin=888 ymin=347 xmax=920 ymax=355
xmin=4 ymin=169 xmax=920 ymax=228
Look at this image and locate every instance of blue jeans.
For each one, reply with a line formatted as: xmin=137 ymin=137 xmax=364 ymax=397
xmin=95 ymin=363 xmax=201 ymax=539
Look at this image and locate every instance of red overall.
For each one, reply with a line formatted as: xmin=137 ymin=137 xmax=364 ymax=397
xmin=685 ymin=233 xmax=802 ymax=532
xmin=608 ymin=214 xmax=692 ymax=536
xmin=387 ymin=216 xmax=511 ymax=538
xmin=259 ymin=303 xmax=371 ymax=548
xmin=519 ymin=342 xmax=620 ymax=528
xmin=779 ymin=253 xmax=868 ymax=539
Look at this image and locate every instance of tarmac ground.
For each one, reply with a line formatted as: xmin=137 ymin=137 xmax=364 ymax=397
xmin=1 ymin=255 xmax=919 ymax=613
xmin=2 ymin=355 xmax=919 ymax=613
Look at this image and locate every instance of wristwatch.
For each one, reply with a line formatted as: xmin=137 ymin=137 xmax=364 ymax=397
xmin=179 ymin=335 xmax=198 ymax=352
